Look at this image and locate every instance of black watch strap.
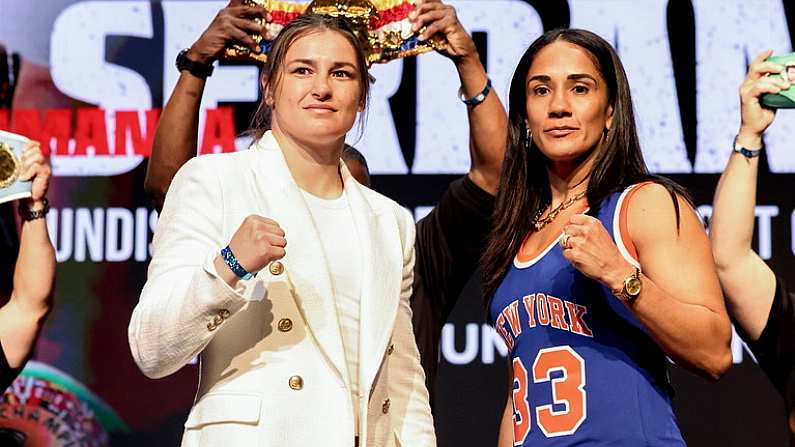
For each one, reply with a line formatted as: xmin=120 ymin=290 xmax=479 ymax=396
xmin=19 ymin=197 xmax=49 ymax=221
xmin=176 ymin=48 xmax=214 ymax=78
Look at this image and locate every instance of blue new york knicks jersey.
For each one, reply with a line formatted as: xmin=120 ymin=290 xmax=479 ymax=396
xmin=489 ymin=185 xmax=685 ymax=446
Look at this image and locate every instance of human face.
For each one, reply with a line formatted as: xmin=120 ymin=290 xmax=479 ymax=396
xmin=525 ymin=40 xmax=614 ymax=164
xmin=268 ymin=29 xmax=364 ymax=147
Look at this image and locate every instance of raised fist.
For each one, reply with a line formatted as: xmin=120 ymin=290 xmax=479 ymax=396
xmin=226 ymin=215 xmax=287 ymax=275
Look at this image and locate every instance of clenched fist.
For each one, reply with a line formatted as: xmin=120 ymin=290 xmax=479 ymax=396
xmin=215 ymin=215 xmax=286 ymax=285
xmin=561 ymin=214 xmax=634 ymax=294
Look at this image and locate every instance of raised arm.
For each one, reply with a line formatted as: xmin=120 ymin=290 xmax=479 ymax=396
xmin=0 ymin=142 xmax=55 ymax=368
xmin=411 ymin=0 xmax=507 ymax=194
xmin=145 ymin=0 xmax=268 ymax=210
xmin=710 ymin=50 xmax=789 ymax=340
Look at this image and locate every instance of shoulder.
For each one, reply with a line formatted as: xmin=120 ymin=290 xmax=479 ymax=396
xmin=440 ymin=175 xmax=495 ymax=217
xmin=624 ymin=181 xmax=701 ymax=245
xmin=165 ymin=151 xmax=260 ymax=212
xmin=360 ymin=186 xmax=412 ymax=220
xmin=175 ymin=151 xmax=255 ymax=181
xmin=627 ymin=181 xmax=687 ymax=209
xmin=359 ymin=186 xmax=415 ymax=245
xmin=172 ymin=150 xmax=261 ymax=191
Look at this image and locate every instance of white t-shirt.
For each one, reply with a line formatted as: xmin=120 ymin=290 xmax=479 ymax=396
xmin=301 ymin=188 xmax=363 ymax=433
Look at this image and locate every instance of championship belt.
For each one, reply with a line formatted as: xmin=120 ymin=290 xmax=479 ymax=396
xmin=1 ymin=361 xmax=129 ymax=447
xmin=0 ymin=142 xmax=20 ymax=189
xmin=223 ymin=0 xmax=445 ymax=65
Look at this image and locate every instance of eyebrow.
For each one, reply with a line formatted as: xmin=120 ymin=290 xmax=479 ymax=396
xmin=527 ymin=73 xmax=599 ymax=84
xmin=289 ymin=58 xmax=357 ymax=70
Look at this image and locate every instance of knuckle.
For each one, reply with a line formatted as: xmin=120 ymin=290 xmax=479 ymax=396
xmin=244 ymin=215 xmax=260 ymax=226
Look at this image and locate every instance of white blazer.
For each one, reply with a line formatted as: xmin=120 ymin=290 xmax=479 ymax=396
xmin=128 ymin=132 xmax=435 ymax=447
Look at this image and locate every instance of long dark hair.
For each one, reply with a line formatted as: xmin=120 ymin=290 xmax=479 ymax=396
xmin=482 ymin=28 xmax=690 ymax=310
xmin=247 ymin=13 xmax=372 ymax=140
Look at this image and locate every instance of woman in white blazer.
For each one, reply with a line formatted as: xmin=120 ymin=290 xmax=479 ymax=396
xmin=128 ymin=13 xmax=435 ymax=447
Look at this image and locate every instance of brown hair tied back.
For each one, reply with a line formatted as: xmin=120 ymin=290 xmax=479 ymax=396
xmin=247 ymin=13 xmax=374 ymax=141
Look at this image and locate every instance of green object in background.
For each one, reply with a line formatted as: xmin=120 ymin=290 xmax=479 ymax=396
xmin=15 ymin=361 xmax=130 ymax=433
xmin=761 ymin=52 xmax=795 ymax=109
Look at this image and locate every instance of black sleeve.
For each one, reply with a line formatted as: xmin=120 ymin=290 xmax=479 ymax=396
xmin=0 ymin=205 xmax=21 ymax=392
xmin=410 ymin=176 xmax=495 ymax=404
xmin=0 ymin=203 xmax=18 ymax=298
xmin=746 ymin=275 xmax=795 ymax=412
xmin=0 ymin=339 xmax=22 ymax=393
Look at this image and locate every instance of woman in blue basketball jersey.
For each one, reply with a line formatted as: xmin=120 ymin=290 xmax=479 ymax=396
xmin=482 ymin=29 xmax=732 ymax=446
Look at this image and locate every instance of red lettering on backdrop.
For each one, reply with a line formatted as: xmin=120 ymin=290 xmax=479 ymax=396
xmin=115 ymin=109 xmax=161 ymax=156
xmin=5 ymin=107 xmax=232 ymax=157
xmin=200 ymin=107 xmax=236 ymax=155
xmin=11 ymin=109 xmax=71 ymax=155
xmin=74 ymin=108 xmax=109 ymax=155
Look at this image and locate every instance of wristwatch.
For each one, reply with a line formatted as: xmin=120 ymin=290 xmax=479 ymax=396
xmin=19 ymin=197 xmax=49 ymax=221
xmin=733 ymin=135 xmax=762 ymax=159
xmin=614 ymin=267 xmax=642 ymax=303
xmin=176 ymin=48 xmax=214 ymax=79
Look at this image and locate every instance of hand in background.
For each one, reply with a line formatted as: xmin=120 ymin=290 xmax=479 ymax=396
xmin=738 ymin=50 xmax=790 ymax=145
xmin=410 ymin=0 xmax=478 ymax=62
xmin=18 ymin=140 xmax=50 ymax=206
xmin=189 ymin=0 xmax=271 ymax=65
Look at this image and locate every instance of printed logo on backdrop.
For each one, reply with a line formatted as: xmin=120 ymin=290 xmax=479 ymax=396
xmin=439 ymin=322 xmax=759 ymax=367
xmin=5 ymin=0 xmax=789 ymax=275
xmin=2 ymin=0 xmax=792 ymax=176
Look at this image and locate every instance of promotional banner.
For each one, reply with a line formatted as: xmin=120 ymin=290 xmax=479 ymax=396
xmin=0 ymin=0 xmax=793 ymax=445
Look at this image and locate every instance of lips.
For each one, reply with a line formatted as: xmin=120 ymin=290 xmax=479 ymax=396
xmin=545 ymin=126 xmax=577 ymax=137
xmin=304 ymin=104 xmax=337 ymax=113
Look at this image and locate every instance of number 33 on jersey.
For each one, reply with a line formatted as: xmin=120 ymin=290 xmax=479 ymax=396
xmin=490 ymin=188 xmax=686 ymax=446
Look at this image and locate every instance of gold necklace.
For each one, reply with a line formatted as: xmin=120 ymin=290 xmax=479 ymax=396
xmin=531 ymin=191 xmax=587 ymax=231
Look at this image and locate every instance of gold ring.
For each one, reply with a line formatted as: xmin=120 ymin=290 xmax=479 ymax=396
xmin=559 ymin=233 xmax=570 ymax=249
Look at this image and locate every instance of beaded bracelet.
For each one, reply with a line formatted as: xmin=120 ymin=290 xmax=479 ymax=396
xmin=220 ymin=245 xmax=254 ymax=280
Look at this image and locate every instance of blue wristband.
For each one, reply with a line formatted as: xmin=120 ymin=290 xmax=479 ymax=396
xmin=220 ymin=245 xmax=254 ymax=280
